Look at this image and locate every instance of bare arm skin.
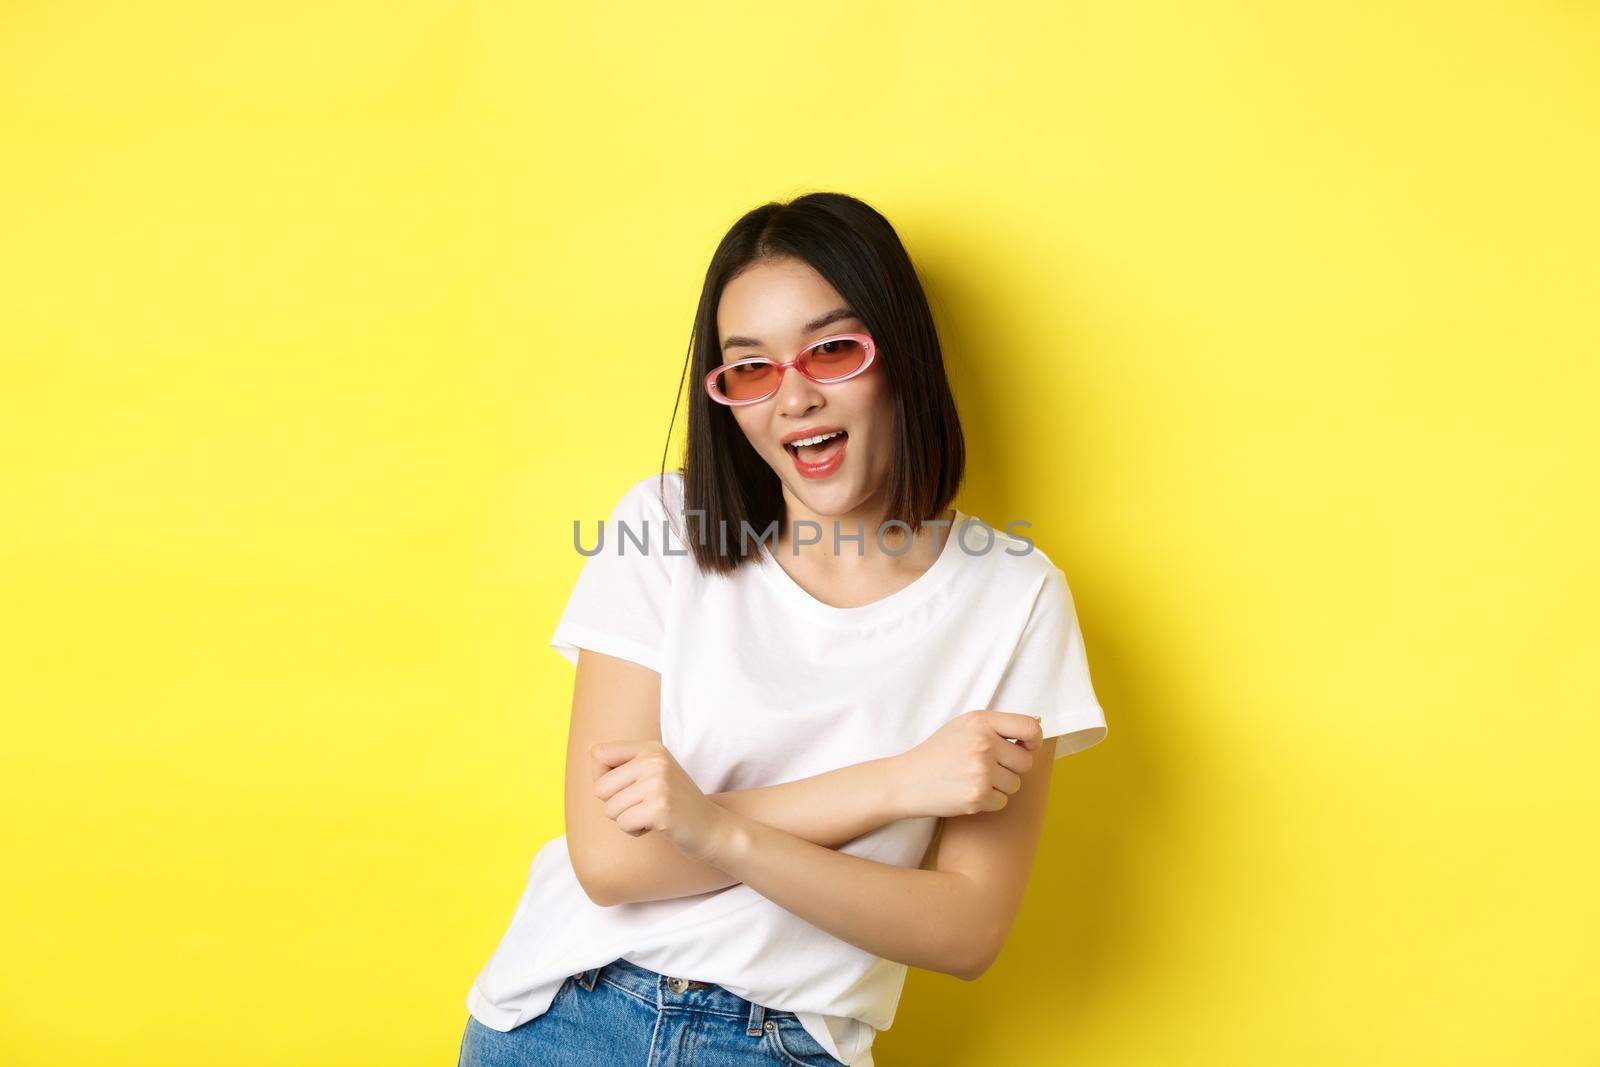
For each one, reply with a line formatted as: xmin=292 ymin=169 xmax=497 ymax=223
xmin=919 ymin=731 xmax=1058 ymax=978
xmin=564 ymin=649 xmax=912 ymax=906
xmin=695 ymin=734 xmax=1058 ymax=981
xmin=565 ymin=648 xmax=1060 ymax=978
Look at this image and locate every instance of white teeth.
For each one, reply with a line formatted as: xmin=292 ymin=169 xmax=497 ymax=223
xmin=789 ymin=430 xmax=843 ymax=448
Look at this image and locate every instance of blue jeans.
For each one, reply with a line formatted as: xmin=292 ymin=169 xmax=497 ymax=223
xmin=458 ymin=956 xmax=843 ymax=1066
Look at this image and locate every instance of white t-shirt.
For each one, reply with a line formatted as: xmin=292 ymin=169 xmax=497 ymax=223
xmin=465 ymin=470 xmax=1107 ymax=1065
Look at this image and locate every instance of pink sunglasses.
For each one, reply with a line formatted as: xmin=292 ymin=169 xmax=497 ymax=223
xmin=704 ymin=332 xmax=877 ymax=406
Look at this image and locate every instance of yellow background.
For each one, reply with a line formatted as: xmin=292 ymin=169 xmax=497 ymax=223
xmin=3 ymin=2 xmax=1596 ymax=1064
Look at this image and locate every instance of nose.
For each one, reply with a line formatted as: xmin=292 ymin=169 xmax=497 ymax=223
xmin=773 ymin=360 xmax=824 ymax=415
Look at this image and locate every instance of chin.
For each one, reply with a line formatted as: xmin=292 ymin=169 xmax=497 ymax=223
xmin=789 ymin=482 xmax=864 ymax=516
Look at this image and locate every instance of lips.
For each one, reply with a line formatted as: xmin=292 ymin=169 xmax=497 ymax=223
xmin=786 ymin=430 xmax=848 ymax=478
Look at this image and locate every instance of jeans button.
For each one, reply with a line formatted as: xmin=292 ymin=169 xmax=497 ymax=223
xmin=667 ymin=977 xmax=688 ymax=993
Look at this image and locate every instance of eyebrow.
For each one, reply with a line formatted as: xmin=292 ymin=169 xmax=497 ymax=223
xmin=721 ymin=307 xmax=862 ymax=352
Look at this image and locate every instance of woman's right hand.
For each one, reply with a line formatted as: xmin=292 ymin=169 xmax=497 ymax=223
xmin=891 ymin=710 xmax=1046 ymax=818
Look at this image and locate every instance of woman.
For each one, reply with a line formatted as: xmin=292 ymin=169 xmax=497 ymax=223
xmin=460 ymin=192 xmax=1108 ymax=1066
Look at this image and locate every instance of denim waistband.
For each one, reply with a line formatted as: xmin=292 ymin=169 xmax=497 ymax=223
xmin=574 ymin=956 xmax=797 ymax=1035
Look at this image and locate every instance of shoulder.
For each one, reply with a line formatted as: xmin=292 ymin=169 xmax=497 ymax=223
xmin=613 ymin=470 xmax=686 ymax=523
xmin=605 ymin=471 xmax=692 ymax=576
xmin=953 ymin=511 xmax=1068 ymax=598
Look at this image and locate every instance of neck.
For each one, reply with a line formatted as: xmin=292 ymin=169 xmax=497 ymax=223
xmin=775 ymin=486 xmax=955 ymax=567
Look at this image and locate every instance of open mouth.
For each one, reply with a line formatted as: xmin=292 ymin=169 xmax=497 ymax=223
xmin=785 ymin=430 xmax=848 ymax=464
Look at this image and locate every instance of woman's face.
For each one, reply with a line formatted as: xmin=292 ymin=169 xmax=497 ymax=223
xmin=715 ymin=257 xmax=894 ymax=519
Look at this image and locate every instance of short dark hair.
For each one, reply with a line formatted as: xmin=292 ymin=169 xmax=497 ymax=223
xmin=659 ymin=191 xmax=966 ymax=576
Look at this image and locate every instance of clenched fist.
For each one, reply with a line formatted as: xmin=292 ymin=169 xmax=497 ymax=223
xmin=590 ymin=739 xmax=730 ymax=862
xmin=891 ymin=710 xmax=1045 ymax=817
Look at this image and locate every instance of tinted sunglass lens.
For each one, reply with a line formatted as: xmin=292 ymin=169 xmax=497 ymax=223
xmin=801 ymin=338 xmax=868 ymax=380
xmin=713 ymin=361 xmax=779 ymax=402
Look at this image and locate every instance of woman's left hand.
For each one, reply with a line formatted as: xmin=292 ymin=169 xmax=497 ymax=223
xmin=590 ymin=740 xmax=730 ymax=862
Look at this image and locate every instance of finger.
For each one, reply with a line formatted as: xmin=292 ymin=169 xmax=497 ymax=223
xmin=615 ymin=792 xmax=664 ymax=837
xmin=590 ymin=739 xmax=651 ymax=771
xmin=993 ymin=739 xmax=1035 ymax=778
xmin=989 ymin=765 xmax=1024 ymax=796
xmin=593 ymin=756 xmax=644 ymax=802
xmin=601 ymin=778 xmax=655 ymax=823
xmin=614 ymin=795 xmax=654 ymax=836
xmin=986 ymin=711 xmax=1045 ymax=749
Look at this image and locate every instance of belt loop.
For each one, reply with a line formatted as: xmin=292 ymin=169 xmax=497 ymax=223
xmin=746 ymin=999 xmax=765 ymax=1036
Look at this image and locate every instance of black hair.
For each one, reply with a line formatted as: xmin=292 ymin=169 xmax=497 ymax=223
xmin=659 ymin=191 xmax=965 ymax=576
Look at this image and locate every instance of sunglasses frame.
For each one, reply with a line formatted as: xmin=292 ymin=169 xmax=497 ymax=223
xmin=704 ymin=331 xmax=877 ymax=407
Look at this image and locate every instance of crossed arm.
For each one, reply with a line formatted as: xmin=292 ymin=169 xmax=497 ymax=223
xmin=562 ymin=649 xmax=1058 ymax=981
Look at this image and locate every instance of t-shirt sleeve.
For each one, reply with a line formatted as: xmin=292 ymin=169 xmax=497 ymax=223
xmin=548 ymin=477 xmax=676 ymax=674
xmin=987 ymin=566 xmax=1108 ymax=758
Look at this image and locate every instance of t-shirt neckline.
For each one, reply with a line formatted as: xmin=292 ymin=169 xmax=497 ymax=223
xmin=753 ymin=508 xmax=970 ymax=623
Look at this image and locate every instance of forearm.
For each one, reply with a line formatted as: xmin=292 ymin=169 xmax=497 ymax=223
xmin=698 ymin=809 xmax=991 ymax=980
xmin=596 ymin=755 xmax=909 ymax=905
